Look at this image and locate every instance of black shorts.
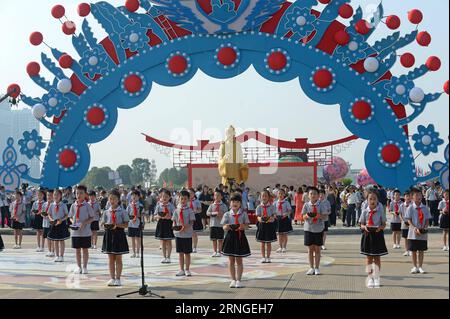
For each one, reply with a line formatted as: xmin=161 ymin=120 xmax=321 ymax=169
xmin=304 ymin=231 xmax=324 ymax=247
xmin=128 ymin=227 xmax=142 ymax=238
xmin=90 ymin=221 xmax=100 ymax=231
xmin=408 ymin=240 xmax=428 ymax=252
xmin=210 ymin=227 xmax=224 ymax=241
xmin=72 ymin=236 xmax=92 ymax=249
xmin=176 ymin=237 xmax=193 ymax=254
xmin=391 ymin=223 xmax=401 ymax=232
xmin=43 ymin=227 xmax=50 ymax=239
xmin=12 ymin=221 xmax=25 ymax=230
xmin=402 ymin=229 xmax=409 ymax=239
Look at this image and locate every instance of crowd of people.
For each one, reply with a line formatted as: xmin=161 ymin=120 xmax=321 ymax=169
xmin=0 ymin=181 xmax=448 ymax=289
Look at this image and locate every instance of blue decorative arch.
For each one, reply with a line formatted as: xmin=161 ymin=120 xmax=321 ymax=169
xmin=17 ymin=0 xmax=448 ymax=191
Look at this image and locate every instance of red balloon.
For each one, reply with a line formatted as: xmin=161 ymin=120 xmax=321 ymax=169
xmin=125 ymin=0 xmax=140 ymax=12
xmin=417 ymin=31 xmax=431 ymax=47
xmin=444 ymin=81 xmax=449 ymax=95
xmin=59 ymin=54 xmax=73 ymax=69
xmin=62 ymin=21 xmax=77 ymax=35
xmin=400 ymin=53 xmax=415 ymax=68
xmin=51 ymin=5 xmax=65 ymax=19
xmin=408 ymin=9 xmax=423 ymax=24
xmin=78 ymin=3 xmax=91 ymax=17
xmin=339 ymin=4 xmax=354 ymax=19
xmin=29 ymin=32 xmax=43 ymax=46
xmin=355 ymin=20 xmax=371 ymax=35
xmin=26 ymin=62 xmax=41 ymax=76
xmin=386 ymin=15 xmax=401 ymax=30
xmin=318 ymin=0 xmax=331 ymax=4
xmin=426 ymin=56 xmax=441 ymax=71
xmin=7 ymin=84 xmax=21 ymax=99
xmin=334 ymin=30 xmax=350 ymax=45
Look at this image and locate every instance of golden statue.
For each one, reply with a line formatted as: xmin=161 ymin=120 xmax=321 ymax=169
xmin=218 ymin=126 xmax=249 ymax=187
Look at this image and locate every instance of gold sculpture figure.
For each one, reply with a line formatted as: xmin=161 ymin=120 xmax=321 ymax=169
xmin=218 ymin=126 xmax=249 ymax=187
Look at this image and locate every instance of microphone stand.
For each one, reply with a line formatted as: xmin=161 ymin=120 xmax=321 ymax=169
xmin=117 ymin=210 xmax=164 ymax=298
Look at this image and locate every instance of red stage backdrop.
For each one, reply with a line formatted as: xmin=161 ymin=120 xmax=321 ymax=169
xmin=188 ymin=163 xmax=317 ymax=190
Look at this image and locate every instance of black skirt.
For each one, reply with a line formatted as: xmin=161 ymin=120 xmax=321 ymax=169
xmin=102 ymin=228 xmax=129 ymax=255
xmin=390 ymin=223 xmax=401 ymax=232
xmin=193 ymin=213 xmax=204 ymax=232
xmin=360 ymin=230 xmax=388 ymax=256
xmin=176 ymin=237 xmax=193 ymax=254
xmin=47 ymin=221 xmax=70 ymax=241
xmin=72 ymin=236 xmax=92 ymax=249
xmin=277 ymin=217 xmax=293 ymax=234
xmin=128 ymin=227 xmax=142 ymax=238
xmin=43 ymin=227 xmax=50 ymax=239
xmin=304 ymin=231 xmax=324 ymax=246
xmin=440 ymin=214 xmax=449 ymax=229
xmin=155 ymin=219 xmax=175 ymax=240
xmin=402 ymin=229 xmax=409 ymax=239
xmin=90 ymin=221 xmax=100 ymax=231
xmin=256 ymin=222 xmax=277 ymax=243
xmin=408 ymin=239 xmax=428 ymax=252
xmin=222 ymin=230 xmax=251 ymax=257
xmin=210 ymin=227 xmax=225 ymax=241
xmin=32 ymin=215 xmax=43 ymax=230
xmin=11 ymin=221 xmax=25 ymax=230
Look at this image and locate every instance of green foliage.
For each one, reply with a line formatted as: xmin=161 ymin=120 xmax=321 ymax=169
xmin=341 ymin=178 xmax=353 ymax=187
xmin=130 ymin=158 xmax=151 ymax=185
xmin=158 ymin=167 xmax=188 ymax=187
xmin=80 ymin=167 xmax=115 ymax=189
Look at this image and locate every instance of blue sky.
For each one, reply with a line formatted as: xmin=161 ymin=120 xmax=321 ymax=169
xmin=0 ymin=0 xmax=448 ymax=175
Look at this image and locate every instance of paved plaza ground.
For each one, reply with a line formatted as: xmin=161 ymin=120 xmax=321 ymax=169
xmin=0 ymin=224 xmax=448 ymax=299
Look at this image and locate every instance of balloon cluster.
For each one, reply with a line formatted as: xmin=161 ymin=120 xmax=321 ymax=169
xmin=357 ymin=169 xmax=376 ymax=187
xmin=323 ymin=157 xmax=349 ymax=182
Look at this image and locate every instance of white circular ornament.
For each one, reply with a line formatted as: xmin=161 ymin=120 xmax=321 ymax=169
xmin=26 ymin=140 xmax=36 ymax=150
xmin=89 ymin=56 xmax=99 ymax=66
xmin=48 ymin=98 xmax=58 ymax=108
xmin=421 ymin=135 xmax=432 ymax=146
xmin=129 ymin=33 xmax=139 ymax=43
xmin=409 ymin=87 xmax=425 ymax=103
xmin=296 ymin=16 xmax=307 ymax=26
xmin=395 ymin=85 xmax=406 ymax=95
xmin=57 ymin=78 xmax=72 ymax=94
xmin=348 ymin=41 xmax=359 ymax=51
xmin=32 ymin=103 xmax=47 ymax=119
xmin=364 ymin=57 xmax=379 ymax=72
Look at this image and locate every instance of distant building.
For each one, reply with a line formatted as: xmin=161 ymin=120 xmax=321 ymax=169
xmin=0 ymin=100 xmax=41 ymax=183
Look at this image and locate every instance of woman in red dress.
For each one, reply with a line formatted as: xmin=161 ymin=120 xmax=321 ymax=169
xmin=294 ymin=187 xmax=304 ymax=225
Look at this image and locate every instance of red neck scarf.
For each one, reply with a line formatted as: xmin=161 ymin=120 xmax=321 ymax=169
xmin=394 ymin=202 xmax=399 ymax=213
xmin=417 ymin=206 xmax=424 ymax=225
xmin=76 ymin=202 xmax=83 ymax=223
xmin=37 ymin=201 xmax=43 ymax=213
xmin=312 ymin=203 xmax=319 ymax=224
xmin=132 ymin=202 xmax=138 ymax=221
xmin=90 ymin=201 xmax=95 ymax=209
xmin=190 ymin=200 xmax=194 ymax=210
xmin=163 ymin=203 xmax=169 ymax=214
xmin=233 ymin=211 xmax=242 ymax=241
xmin=45 ymin=202 xmax=51 ymax=214
xmin=55 ymin=203 xmax=60 ymax=216
xmin=367 ymin=210 xmax=376 ymax=227
xmin=263 ymin=205 xmax=269 ymax=218
xmin=277 ymin=201 xmax=284 ymax=213
xmin=215 ymin=202 xmax=221 ymax=213
xmin=111 ymin=209 xmax=117 ymax=224
xmin=179 ymin=207 xmax=185 ymax=225
xmin=14 ymin=201 xmax=20 ymax=219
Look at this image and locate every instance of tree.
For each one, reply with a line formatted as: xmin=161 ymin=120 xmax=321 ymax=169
xmin=158 ymin=167 xmax=188 ymax=187
xmin=341 ymin=178 xmax=353 ymax=187
xmin=81 ymin=167 xmax=115 ymax=189
xmin=117 ymin=165 xmax=133 ymax=186
xmin=130 ymin=158 xmax=151 ymax=185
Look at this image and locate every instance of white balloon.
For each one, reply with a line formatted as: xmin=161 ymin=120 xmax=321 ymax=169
xmin=421 ymin=135 xmax=432 ymax=146
xmin=364 ymin=57 xmax=379 ymax=72
xmin=409 ymin=87 xmax=425 ymax=103
xmin=296 ymin=16 xmax=307 ymax=26
xmin=57 ymin=79 xmax=72 ymax=94
xmin=32 ymin=103 xmax=46 ymax=119
xmin=27 ymin=140 xmax=36 ymax=150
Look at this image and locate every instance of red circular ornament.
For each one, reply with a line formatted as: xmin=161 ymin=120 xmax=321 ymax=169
xmin=26 ymin=62 xmax=41 ymax=76
xmin=338 ymin=4 xmax=354 ymax=19
xmin=334 ymin=30 xmax=350 ymax=45
xmin=267 ymin=52 xmax=287 ymax=71
xmin=51 ymin=5 xmax=65 ymax=19
xmin=87 ymin=107 xmax=106 ymax=126
xmin=318 ymin=0 xmax=331 ymax=4
xmin=217 ymin=47 xmax=237 ymax=66
xmin=7 ymin=84 xmax=21 ymax=99
xmin=59 ymin=54 xmax=73 ymax=69
xmin=124 ymin=75 xmax=143 ymax=93
xmin=381 ymin=144 xmax=401 ymax=164
xmin=408 ymin=9 xmax=423 ymax=24
xmin=168 ymin=55 xmax=188 ymax=74
xmin=62 ymin=21 xmax=76 ymax=35
xmin=444 ymin=81 xmax=449 ymax=95
xmin=355 ymin=20 xmax=371 ymax=35
xmin=386 ymin=15 xmax=401 ymax=30
xmin=125 ymin=0 xmax=140 ymax=12
xmin=78 ymin=3 xmax=91 ymax=17
xmin=30 ymin=32 xmax=43 ymax=46
xmin=59 ymin=149 xmax=77 ymax=168
xmin=400 ymin=53 xmax=415 ymax=68
xmin=352 ymin=101 xmax=372 ymax=120
xmin=313 ymin=69 xmax=333 ymax=88
xmin=416 ymin=31 xmax=431 ymax=47
xmin=426 ymin=56 xmax=441 ymax=71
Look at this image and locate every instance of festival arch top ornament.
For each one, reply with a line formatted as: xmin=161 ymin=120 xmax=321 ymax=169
xmin=9 ymin=0 xmax=448 ymax=191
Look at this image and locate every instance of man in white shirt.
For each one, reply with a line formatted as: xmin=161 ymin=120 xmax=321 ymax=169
xmin=426 ymin=183 xmax=440 ymax=226
xmin=346 ymin=186 xmax=359 ymax=227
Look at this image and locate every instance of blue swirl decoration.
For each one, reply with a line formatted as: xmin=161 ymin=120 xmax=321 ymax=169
xmin=0 ymin=138 xmax=29 ymax=190
xmin=17 ymin=0 xmax=447 ymax=191
xmin=412 ymin=124 xmax=444 ymax=156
